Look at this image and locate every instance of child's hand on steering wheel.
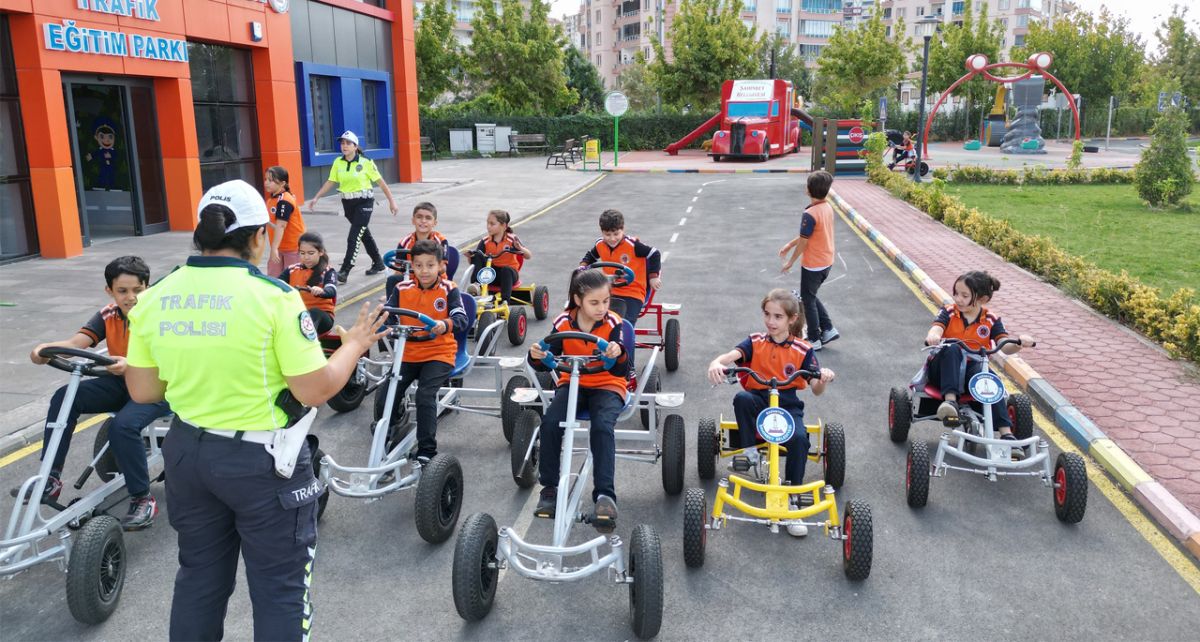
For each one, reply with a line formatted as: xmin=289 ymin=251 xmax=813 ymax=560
xmin=816 ymin=367 xmax=836 ymax=384
xmin=30 ymin=343 xmax=52 ymax=365
xmin=603 ymin=341 xmax=622 ymax=360
xmin=529 ymin=343 xmax=547 ymax=361
xmin=431 ymin=320 xmax=450 ymax=336
xmin=649 ymin=276 xmax=662 ymax=291
xmin=706 ymin=360 xmax=728 ymax=385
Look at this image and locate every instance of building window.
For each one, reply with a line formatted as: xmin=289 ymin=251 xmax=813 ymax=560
xmin=1017 ymin=0 xmax=1031 ymax=7
xmin=297 ymin=62 xmax=395 ymax=167
xmin=1017 ymin=14 xmax=1028 ymax=27
xmin=999 ymin=0 xmax=1010 ymax=9
xmin=0 ymin=15 xmax=37 ymax=261
xmin=776 ymin=0 xmax=792 ymax=14
xmin=622 ymin=23 xmax=641 ymax=41
xmin=799 ymin=43 xmax=825 ymax=60
xmin=596 ymin=31 xmax=601 ymax=45
xmin=744 ymin=1 xmax=757 ymax=11
xmin=801 ymin=0 xmax=842 ymax=14
xmin=883 ymin=8 xmax=891 ymax=18
xmin=896 ymin=7 xmax=906 ymax=18
xmin=597 ymin=55 xmax=602 ymax=66
xmin=901 ymin=90 xmax=910 ymax=103
xmin=952 ymin=1 xmax=964 ymax=15
xmin=361 ymin=80 xmax=383 ymax=149
xmin=917 ymin=6 xmax=925 ymax=16
xmin=596 ymin=9 xmax=601 ymax=21
xmin=309 ymin=75 xmax=335 ymax=153
xmin=776 ymin=20 xmax=791 ymax=37
xmin=801 ymin=19 xmax=838 ymax=37
xmin=188 ymin=43 xmax=260 ymax=191
xmin=886 ymin=25 xmax=891 ymax=36
xmin=1014 ymin=34 xmax=1025 ymax=46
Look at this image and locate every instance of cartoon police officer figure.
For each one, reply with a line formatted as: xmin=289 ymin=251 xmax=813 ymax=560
xmin=85 ymin=117 xmax=121 ymax=191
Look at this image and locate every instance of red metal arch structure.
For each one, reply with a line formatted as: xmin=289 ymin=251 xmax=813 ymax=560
xmin=921 ymin=52 xmax=1080 ymax=159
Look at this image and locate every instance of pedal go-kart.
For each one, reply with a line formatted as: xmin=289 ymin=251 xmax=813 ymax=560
xmin=890 ymin=338 xmax=1087 ymax=523
xmin=503 ymin=321 xmax=685 ymax=494
xmin=587 ymin=261 xmax=682 ymax=373
xmin=318 ymin=308 xmax=468 ymax=544
xmin=683 ymin=366 xmax=872 ymax=580
xmin=453 ymin=332 xmax=665 ymax=639
xmin=885 ymin=140 xmax=929 ymax=177
xmin=463 ymin=248 xmax=551 ymax=347
xmin=1 ymin=348 xmax=170 ymax=624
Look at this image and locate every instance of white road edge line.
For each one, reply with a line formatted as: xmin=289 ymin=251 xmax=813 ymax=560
xmin=679 ymin=217 xmax=687 ymax=226
xmin=691 ymin=196 xmax=698 ymax=202
xmin=662 ymin=251 xmax=670 ymax=262
xmin=669 ymin=232 xmax=679 ymax=243
xmin=686 ymin=206 xmax=693 ymax=214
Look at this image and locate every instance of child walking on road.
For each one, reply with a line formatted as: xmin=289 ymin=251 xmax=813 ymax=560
xmin=780 ymin=170 xmax=840 ymax=350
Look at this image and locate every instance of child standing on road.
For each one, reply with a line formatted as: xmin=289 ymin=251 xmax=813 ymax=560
xmin=465 ymin=209 xmax=532 ymax=304
xmin=19 ymin=256 xmax=170 ymax=531
xmin=577 ymin=209 xmax=662 ymax=326
xmin=924 ymin=271 xmax=1035 ymax=454
xmin=706 ymin=289 xmax=835 ymax=537
xmin=387 ymin=202 xmax=451 ymax=296
xmin=780 ymin=170 xmax=840 ymax=350
xmin=379 ymin=240 xmax=469 ymax=462
xmin=529 ymin=269 xmax=628 ymax=533
xmin=264 ymin=166 xmax=305 ymax=277
xmin=279 ymin=232 xmax=338 ymax=336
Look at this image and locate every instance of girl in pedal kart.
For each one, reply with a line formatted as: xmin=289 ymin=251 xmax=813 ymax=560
xmin=465 ymin=209 xmax=532 ymax=304
xmin=279 ymin=232 xmax=338 ymax=336
xmin=706 ymin=289 xmax=835 ymax=536
xmin=528 ymin=269 xmax=628 ymax=533
xmin=924 ymin=271 xmax=1035 ymax=452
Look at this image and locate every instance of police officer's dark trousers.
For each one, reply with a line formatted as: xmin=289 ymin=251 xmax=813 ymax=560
xmin=42 ymin=375 xmax=169 ymax=497
xmin=163 ymin=419 xmax=321 ymax=642
xmin=733 ymin=389 xmax=810 ymax=484
xmin=340 ymin=197 xmax=382 ymax=272
xmin=926 ymin=346 xmax=1012 ymax=429
xmin=538 ymin=387 xmax=623 ymax=502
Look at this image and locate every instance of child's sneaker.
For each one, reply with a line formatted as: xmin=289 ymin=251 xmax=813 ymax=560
xmin=1000 ymin=433 xmax=1025 ymax=461
xmin=122 ymin=495 xmax=158 ymax=531
xmin=466 ymin=283 xmax=481 ymax=297
xmin=9 ymin=474 xmax=62 ymax=504
xmin=534 ymin=486 xmax=557 ymax=519
xmin=820 ymin=328 xmax=840 ymax=344
xmin=786 ymin=498 xmax=809 ymax=537
xmin=937 ymin=400 xmax=960 ymax=425
xmin=592 ymin=495 xmax=618 ymax=533
xmin=808 ymin=339 xmax=823 ymax=351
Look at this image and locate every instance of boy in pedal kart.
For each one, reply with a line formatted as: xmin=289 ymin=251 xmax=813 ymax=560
xmin=19 ymin=256 xmax=170 ymax=531
xmin=888 ymin=131 xmax=915 ymax=170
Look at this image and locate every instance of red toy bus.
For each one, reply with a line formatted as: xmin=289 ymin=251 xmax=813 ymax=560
xmin=708 ymin=79 xmax=804 ymax=162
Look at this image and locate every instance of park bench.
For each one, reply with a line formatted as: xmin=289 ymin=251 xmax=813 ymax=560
xmin=509 ymin=133 xmax=549 ymax=156
xmin=546 ymin=137 xmax=576 ymax=168
xmin=419 ymin=136 xmax=437 ymax=159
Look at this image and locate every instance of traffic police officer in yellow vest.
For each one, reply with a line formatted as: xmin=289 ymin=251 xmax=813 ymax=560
xmin=307 ymin=130 xmax=399 ymax=284
xmin=125 ymin=180 xmax=387 ymax=641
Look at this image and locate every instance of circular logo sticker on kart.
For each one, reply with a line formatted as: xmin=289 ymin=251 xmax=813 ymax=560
xmin=756 ymin=407 xmax=796 ymax=445
xmin=967 ymin=372 xmax=1005 ymax=405
xmin=477 ymin=266 xmax=497 ymax=285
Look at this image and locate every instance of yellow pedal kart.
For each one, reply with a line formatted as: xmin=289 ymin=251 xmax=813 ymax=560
xmin=683 ymin=366 xmax=872 ymax=580
xmin=464 ymin=248 xmax=550 ymax=347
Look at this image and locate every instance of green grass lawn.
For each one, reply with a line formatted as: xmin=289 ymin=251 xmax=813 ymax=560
xmin=946 ymin=183 xmax=1200 ymax=295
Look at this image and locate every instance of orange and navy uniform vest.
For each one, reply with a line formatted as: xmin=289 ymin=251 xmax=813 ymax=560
xmin=396 ymin=230 xmax=450 ymax=273
xmin=266 ymin=190 xmax=304 ymax=253
xmin=799 ymin=200 xmax=835 ymax=270
xmin=932 ymin=305 xmax=1008 ymax=352
xmin=387 ymin=278 xmax=468 ymax=365
xmin=580 ymin=235 xmax=661 ymax=303
xmin=532 ymin=310 xmax=630 ymax=398
xmin=473 ymin=232 xmax=522 ymax=271
xmin=279 ymin=263 xmax=338 ymax=314
xmin=79 ymin=303 xmax=130 ymax=358
xmin=733 ymin=333 xmax=819 ymax=392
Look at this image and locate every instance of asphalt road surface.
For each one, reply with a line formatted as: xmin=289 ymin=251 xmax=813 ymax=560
xmin=1 ymin=174 xmax=1197 ymax=640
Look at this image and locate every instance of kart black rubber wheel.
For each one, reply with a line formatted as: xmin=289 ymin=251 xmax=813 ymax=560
xmin=326 ymin=376 xmax=367 ymax=413
xmin=506 ymin=307 xmax=527 ymax=346
xmin=452 ymin=512 xmax=499 ymax=622
xmin=663 ymin=318 xmax=681 ymax=372
xmin=414 ymin=454 xmax=463 ymax=544
xmin=476 ymin=311 xmax=496 ymax=344
xmin=91 ymin=418 xmax=120 ymax=482
xmin=661 ymin=414 xmax=685 ymax=495
xmin=1008 ymin=393 xmax=1034 ymax=440
xmin=823 ymin=422 xmax=846 ymax=490
xmin=888 ymin=387 xmax=912 ymax=443
xmin=639 ymin=369 xmax=661 ymax=430
xmin=536 ymin=370 xmax=557 ymax=393
xmin=682 ymin=488 xmax=707 ymax=568
xmin=918 ymin=161 xmax=930 ymax=177
xmin=309 ymin=437 xmax=330 ymax=522
xmin=628 ymin=524 xmax=664 ymax=640
xmin=66 ymin=515 xmax=125 ymax=625
xmin=841 ymin=499 xmax=873 ymax=581
xmin=1053 ymin=452 xmax=1088 ymax=524
xmin=906 ymin=163 xmax=915 ymax=175
xmin=500 ymin=375 xmax=531 ymax=444
xmin=532 ymin=285 xmax=551 ymax=321
xmin=510 ymin=410 xmax=540 ymax=489
xmin=697 ymin=417 xmax=718 ymax=481
xmin=906 ymin=441 xmax=930 ymax=508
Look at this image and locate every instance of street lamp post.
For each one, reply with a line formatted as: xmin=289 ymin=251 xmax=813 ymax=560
xmin=913 ymin=17 xmax=940 ymax=184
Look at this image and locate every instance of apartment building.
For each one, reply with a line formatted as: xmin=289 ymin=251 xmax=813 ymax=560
xmin=415 ymin=1 xmax=533 ymax=46
xmin=567 ymin=1 xmax=679 ymax=89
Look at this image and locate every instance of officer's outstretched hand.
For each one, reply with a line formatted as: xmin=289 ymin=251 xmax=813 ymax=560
xmin=336 ymin=303 xmax=389 ymax=350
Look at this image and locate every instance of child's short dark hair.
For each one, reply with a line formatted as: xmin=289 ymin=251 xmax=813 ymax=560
xmin=411 ymin=239 xmax=444 ymax=262
xmin=413 ymin=202 xmax=438 ymax=219
xmin=807 ymin=171 xmax=833 ymax=199
xmin=105 ymin=256 xmax=150 ymax=287
xmin=599 ymin=209 xmax=624 ymax=232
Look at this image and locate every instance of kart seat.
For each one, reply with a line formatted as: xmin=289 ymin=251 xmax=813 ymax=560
xmin=445 ymin=245 xmax=460 ymax=281
xmin=923 ymin=383 xmax=973 ymax=404
xmin=450 ymin=294 xmax=476 ymax=379
xmin=575 ymin=320 xmax=637 ymax=421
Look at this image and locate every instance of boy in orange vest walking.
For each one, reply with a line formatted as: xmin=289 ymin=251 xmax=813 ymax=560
xmin=780 ymin=171 xmax=840 ymax=350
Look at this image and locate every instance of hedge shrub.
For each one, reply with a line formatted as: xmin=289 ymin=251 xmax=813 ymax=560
xmin=929 ymin=165 xmax=1134 ymax=185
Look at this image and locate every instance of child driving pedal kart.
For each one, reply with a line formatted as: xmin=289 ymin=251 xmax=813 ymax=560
xmin=20 ymin=256 xmax=170 ymax=531
xmin=578 ymin=209 xmax=662 ymax=327
xmin=528 ymin=269 xmax=628 ymax=533
xmin=706 ymin=289 xmax=835 ymax=537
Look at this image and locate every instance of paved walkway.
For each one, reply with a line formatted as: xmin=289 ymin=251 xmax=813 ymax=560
xmin=833 ymin=181 xmax=1200 ymax=516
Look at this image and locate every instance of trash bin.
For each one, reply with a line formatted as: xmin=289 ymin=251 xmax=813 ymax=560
xmin=449 ymin=129 xmax=473 ymax=155
xmin=495 ymin=126 xmax=513 ymax=154
xmin=475 ymin=123 xmax=497 ymax=155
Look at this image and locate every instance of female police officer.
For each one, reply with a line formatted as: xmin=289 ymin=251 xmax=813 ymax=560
xmin=125 ymin=179 xmax=387 ymax=641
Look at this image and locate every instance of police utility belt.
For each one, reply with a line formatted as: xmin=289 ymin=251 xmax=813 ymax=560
xmin=340 ymin=189 xmax=373 ymax=200
xmin=173 ymin=389 xmax=317 ymax=479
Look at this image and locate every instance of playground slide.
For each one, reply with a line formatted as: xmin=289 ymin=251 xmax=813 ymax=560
xmin=664 ymin=112 xmax=721 ymax=155
xmin=791 ymin=107 xmax=813 ymax=131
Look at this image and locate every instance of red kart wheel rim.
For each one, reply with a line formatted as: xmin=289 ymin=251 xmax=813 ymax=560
xmin=889 ymin=398 xmax=895 ymax=430
xmin=1008 ymin=405 xmax=1017 ymax=426
xmin=541 ymin=292 xmax=549 ymax=311
xmin=905 ymin=455 xmax=911 ymax=490
xmin=843 ymin=514 xmax=852 ymax=559
xmin=1055 ymin=467 xmax=1066 ymax=505
xmin=518 ymin=314 xmax=526 ymax=335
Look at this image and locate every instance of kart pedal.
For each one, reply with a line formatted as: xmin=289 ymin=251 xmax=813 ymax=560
xmin=731 ymin=455 xmax=751 ymax=472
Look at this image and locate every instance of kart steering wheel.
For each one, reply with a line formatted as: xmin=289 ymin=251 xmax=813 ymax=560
xmin=383 ymin=248 xmax=411 ymax=272
xmin=537 ymin=331 xmax=617 ymax=374
xmin=382 ymin=306 xmax=441 ymax=342
xmin=585 ymin=262 xmax=636 ymax=288
xmin=721 ymin=365 xmax=818 ymax=389
xmin=38 ymin=346 xmax=117 ymax=377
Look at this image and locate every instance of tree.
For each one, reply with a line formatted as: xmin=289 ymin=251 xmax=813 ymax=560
xmin=649 ymin=0 xmax=762 ymax=110
xmin=1135 ymin=107 xmax=1194 ymax=206
xmin=758 ymin=34 xmax=812 ymax=100
xmin=814 ymin=6 xmax=910 ymax=115
xmin=926 ymin=4 xmax=1002 ymax=136
xmin=1013 ymin=7 xmax=1144 ymax=122
xmin=563 ymin=45 xmax=605 ymax=113
xmin=414 ymin=0 xmax=462 ymax=107
xmin=617 ymin=52 xmax=660 ymax=112
xmin=466 ymin=0 xmax=576 ymax=114
xmin=1151 ymin=5 xmax=1200 ymax=108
